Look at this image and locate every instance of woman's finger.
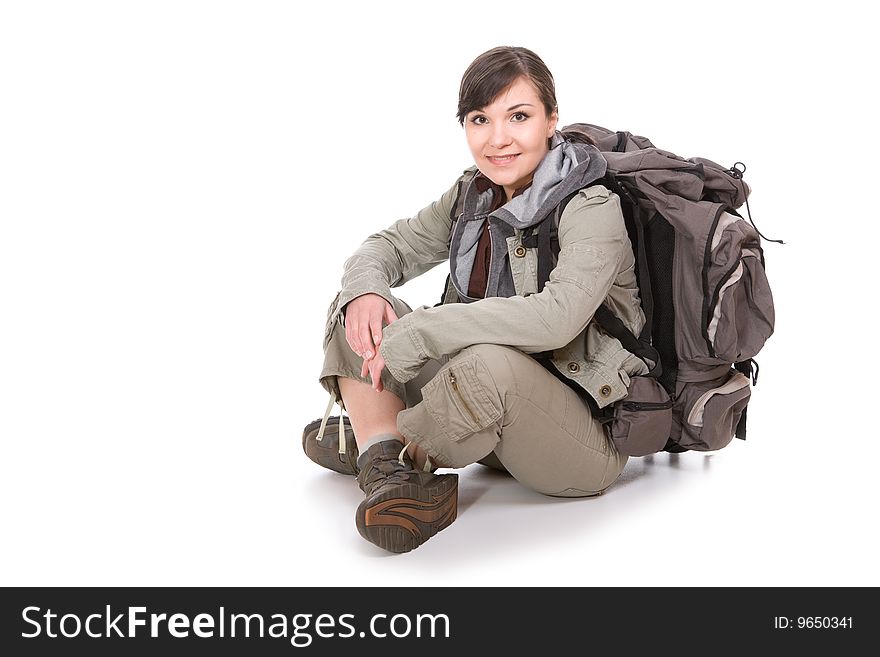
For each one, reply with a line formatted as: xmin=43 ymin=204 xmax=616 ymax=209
xmin=384 ymin=303 xmax=399 ymax=325
xmin=346 ymin=318 xmax=363 ymax=357
xmin=370 ymin=358 xmax=384 ymax=393
xmin=369 ymin=313 xmax=384 ymax=348
xmin=358 ymin=320 xmax=375 ymax=360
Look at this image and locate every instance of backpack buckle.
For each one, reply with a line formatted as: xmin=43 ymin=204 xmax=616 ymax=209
xmin=727 ymin=162 xmax=746 ymax=179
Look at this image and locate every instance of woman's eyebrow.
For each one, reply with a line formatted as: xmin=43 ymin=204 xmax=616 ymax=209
xmin=472 ymin=103 xmax=535 ymax=114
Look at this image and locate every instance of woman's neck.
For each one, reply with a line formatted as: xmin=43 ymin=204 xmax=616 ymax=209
xmin=503 ymin=178 xmax=532 ymax=203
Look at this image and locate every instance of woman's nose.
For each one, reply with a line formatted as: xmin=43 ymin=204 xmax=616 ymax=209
xmin=489 ymin=123 xmax=512 ymax=149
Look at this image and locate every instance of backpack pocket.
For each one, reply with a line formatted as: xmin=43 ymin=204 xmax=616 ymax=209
xmin=703 ymin=211 xmax=775 ymax=362
xmin=673 ymin=369 xmax=751 ymax=451
xmin=609 ymin=376 xmax=673 ymax=456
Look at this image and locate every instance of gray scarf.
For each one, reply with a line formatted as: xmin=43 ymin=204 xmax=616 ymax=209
xmin=449 ymin=132 xmax=607 ymax=300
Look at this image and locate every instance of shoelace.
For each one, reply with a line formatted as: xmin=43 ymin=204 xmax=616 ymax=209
xmin=315 ymin=391 xmax=433 ymax=472
xmin=315 ymin=393 xmax=347 ymax=456
xmin=361 ymin=443 xmax=435 ymax=489
xmin=398 ymin=441 xmax=433 ymax=473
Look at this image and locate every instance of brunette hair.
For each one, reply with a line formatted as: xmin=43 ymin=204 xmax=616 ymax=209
xmin=456 ymin=46 xmax=558 ymax=125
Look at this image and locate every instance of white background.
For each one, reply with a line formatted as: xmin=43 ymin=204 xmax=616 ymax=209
xmin=2 ymin=0 xmax=877 ymax=586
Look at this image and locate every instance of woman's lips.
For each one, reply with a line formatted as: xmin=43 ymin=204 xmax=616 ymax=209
xmin=486 ymin=154 xmax=520 ymax=166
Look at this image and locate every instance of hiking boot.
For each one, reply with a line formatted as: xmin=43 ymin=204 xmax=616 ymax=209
xmin=356 ymin=440 xmax=457 ymax=553
xmin=302 ymin=414 xmax=359 ymax=476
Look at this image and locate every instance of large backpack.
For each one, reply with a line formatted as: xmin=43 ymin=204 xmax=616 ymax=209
xmin=443 ymin=124 xmax=779 ymax=455
xmin=540 ymin=123 xmax=780 ymax=455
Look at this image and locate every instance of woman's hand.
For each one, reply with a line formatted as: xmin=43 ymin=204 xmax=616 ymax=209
xmin=344 ymin=293 xmax=399 ymax=391
xmin=361 ymin=349 xmax=387 ymax=393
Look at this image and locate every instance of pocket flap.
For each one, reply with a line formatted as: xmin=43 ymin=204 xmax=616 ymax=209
xmin=610 ymin=376 xmax=673 ymax=457
xmin=687 ymin=372 xmax=750 ymax=427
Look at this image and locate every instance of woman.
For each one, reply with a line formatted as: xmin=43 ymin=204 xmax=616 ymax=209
xmin=303 ymin=46 xmax=648 ymax=553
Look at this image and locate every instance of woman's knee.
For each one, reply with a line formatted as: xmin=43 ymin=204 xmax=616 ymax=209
xmin=320 ymin=317 xmax=407 ymax=404
xmin=528 ymin=449 xmax=628 ymax=498
xmin=453 ymin=343 xmax=527 ymax=396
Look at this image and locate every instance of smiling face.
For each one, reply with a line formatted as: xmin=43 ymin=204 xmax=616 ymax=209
xmin=464 ymin=76 xmax=558 ymax=202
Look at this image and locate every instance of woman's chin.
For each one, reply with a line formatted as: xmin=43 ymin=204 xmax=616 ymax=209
xmin=478 ymin=170 xmax=516 ymax=187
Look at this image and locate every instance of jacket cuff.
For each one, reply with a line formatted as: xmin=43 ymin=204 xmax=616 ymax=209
xmin=378 ymin=315 xmax=428 ymax=383
xmin=336 ymin=272 xmax=395 ymax=319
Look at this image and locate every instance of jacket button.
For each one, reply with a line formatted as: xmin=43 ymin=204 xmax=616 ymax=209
xmin=567 ymin=362 xmax=580 ymax=373
xmin=514 ymin=246 xmax=527 ymax=258
xmin=599 ymin=384 xmax=612 ymax=397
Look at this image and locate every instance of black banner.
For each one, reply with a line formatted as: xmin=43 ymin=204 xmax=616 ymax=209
xmin=0 ymin=587 xmax=870 ymax=654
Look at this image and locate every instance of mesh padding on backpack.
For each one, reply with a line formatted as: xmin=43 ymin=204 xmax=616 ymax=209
xmin=644 ymin=211 xmax=678 ymax=395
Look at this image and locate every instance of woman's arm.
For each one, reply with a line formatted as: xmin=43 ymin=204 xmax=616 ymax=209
xmin=378 ymin=185 xmax=629 ymax=383
xmin=334 ymin=173 xmax=467 ymax=315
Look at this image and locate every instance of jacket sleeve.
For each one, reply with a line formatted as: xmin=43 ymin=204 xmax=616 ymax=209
xmin=378 ymin=186 xmax=628 ymax=383
xmin=333 ymin=175 xmax=465 ymax=316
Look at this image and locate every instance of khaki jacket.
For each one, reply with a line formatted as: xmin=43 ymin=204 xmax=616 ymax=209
xmin=323 ymin=169 xmax=648 ymax=409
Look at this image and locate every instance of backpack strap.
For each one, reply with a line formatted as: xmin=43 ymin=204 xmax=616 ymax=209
xmin=532 ymin=176 xmax=655 ymax=346
xmin=522 ymin=196 xmax=569 ymax=361
xmin=601 ymin=174 xmax=654 ymax=345
xmin=593 ymin=305 xmax=662 ymax=378
xmin=732 ymin=358 xmax=759 ymax=440
xmin=437 ymin=178 xmax=468 ymax=306
xmin=532 ymin=180 xmax=661 ymax=377
xmin=535 ymin=189 xmax=579 ymax=289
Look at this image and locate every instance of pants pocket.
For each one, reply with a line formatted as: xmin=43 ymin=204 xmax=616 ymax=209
xmin=322 ymin=291 xmax=343 ymax=351
xmin=673 ymin=369 xmax=751 ymax=451
xmin=609 ymin=376 xmax=673 ymax=456
xmin=421 ymin=354 xmax=502 ymax=442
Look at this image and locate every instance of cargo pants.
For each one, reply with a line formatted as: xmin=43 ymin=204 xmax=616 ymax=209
xmin=318 ymin=295 xmax=628 ymax=497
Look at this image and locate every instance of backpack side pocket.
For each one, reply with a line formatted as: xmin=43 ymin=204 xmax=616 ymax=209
xmin=609 ymin=376 xmax=673 ymax=456
xmin=672 ymin=369 xmax=751 ymax=451
xmin=702 ymin=211 xmax=775 ymax=362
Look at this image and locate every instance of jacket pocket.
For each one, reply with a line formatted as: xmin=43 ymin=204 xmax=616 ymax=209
xmin=609 ymin=376 xmax=673 ymax=456
xmin=422 ymin=355 xmax=502 ymax=442
xmin=673 ymin=369 xmax=751 ymax=451
xmin=702 ymin=212 xmax=775 ymax=362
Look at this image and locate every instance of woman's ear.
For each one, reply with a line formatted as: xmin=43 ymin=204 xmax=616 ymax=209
xmin=548 ymin=110 xmax=559 ymax=137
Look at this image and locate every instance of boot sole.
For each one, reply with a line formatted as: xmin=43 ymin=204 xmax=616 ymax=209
xmin=302 ymin=416 xmax=359 ymax=476
xmin=356 ymin=474 xmax=458 ymax=554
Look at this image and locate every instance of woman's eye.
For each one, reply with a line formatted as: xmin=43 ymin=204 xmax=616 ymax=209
xmin=511 ymin=112 xmax=529 ymax=122
xmin=471 ymin=115 xmax=488 ymax=125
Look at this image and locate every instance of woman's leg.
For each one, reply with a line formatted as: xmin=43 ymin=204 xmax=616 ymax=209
xmin=396 ymin=343 xmax=628 ymax=497
xmin=338 ymin=376 xmax=439 ymax=470
xmin=337 ymin=377 xmax=404 ymax=448
xmin=319 ymin=293 xmax=439 ymax=469
xmin=316 ymin=292 xmax=459 ymax=552
xmin=322 ymin=299 xmax=458 ymax=553
xmin=319 ymin=294 xmax=413 ymax=438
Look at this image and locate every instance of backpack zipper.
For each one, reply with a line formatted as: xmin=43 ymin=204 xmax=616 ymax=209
xmin=704 ymin=256 xmax=744 ymax=357
xmin=449 ymin=371 xmax=480 ymax=425
xmin=701 ymin=205 xmax=729 ymax=357
xmin=621 ymin=399 xmax=673 ymax=411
